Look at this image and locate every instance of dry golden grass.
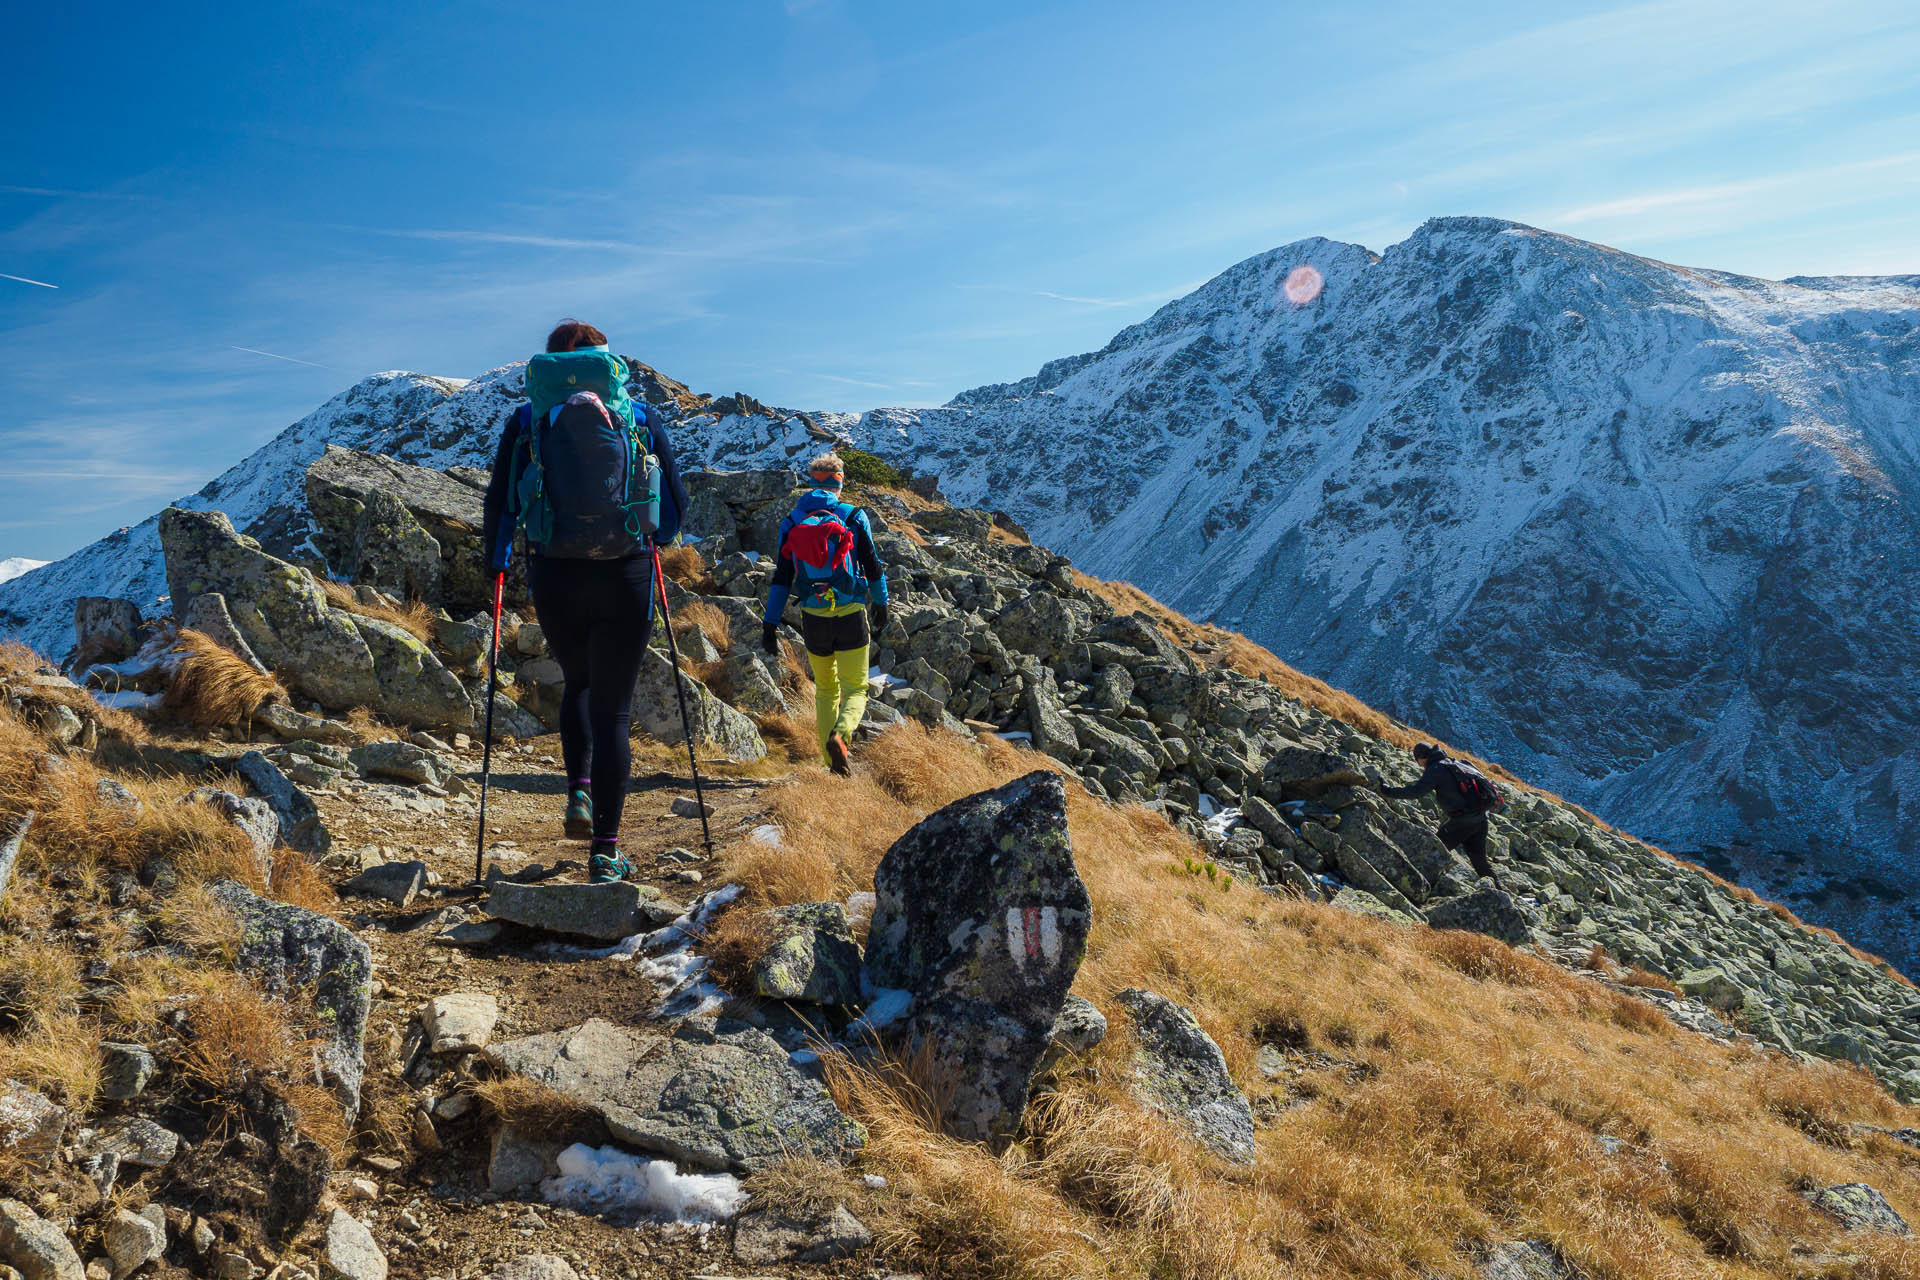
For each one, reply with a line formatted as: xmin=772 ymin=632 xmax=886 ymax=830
xmin=343 ymin=705 xmax=401 ymax=742
xmin=0 ymin=641 xmax=149 ymax=743
xmin=673 ymin=599 xmax=733 ymax=653
xmin=0 ymin=708 xmax=260 ymax=888
xmin=268 ymin=851 xmax=339 ymax=916
xmin=740 ymin=721 xmax=1920 ymax=1280
xmin=699 ymin=902 xmax=778 ymax=995
xmin=172 ymin=971 xmax=351 ymax=1154
xmin=318 ymin=578 xmax=436 ymax=642
xmin=164 ymin=629 xmax=286 ymax=727
xmin=472 ymin=1076 xmax=604 ymax=1145
xmin=658 ymin=544 xmax=717 ymax=593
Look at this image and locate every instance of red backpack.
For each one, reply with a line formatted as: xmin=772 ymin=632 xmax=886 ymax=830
xmin=1440 ymin=758 xmax=1505 ymax=812
xmin=781 ymin=500 xmax=871 ymax=608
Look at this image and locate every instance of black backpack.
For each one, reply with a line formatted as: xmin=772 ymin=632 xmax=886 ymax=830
xmin=1439 ymin=758 xmax=1504 ymax=812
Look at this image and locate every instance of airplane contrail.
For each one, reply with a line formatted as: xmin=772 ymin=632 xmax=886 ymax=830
xmin=230 ymin=345 xmax=334 ymax=370
xmin=0 ymin=273 xmax=57 ymax=289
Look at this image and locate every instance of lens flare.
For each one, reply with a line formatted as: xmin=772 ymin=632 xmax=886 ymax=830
xmin=1282 ymin=264 xmax=1324 ymax=306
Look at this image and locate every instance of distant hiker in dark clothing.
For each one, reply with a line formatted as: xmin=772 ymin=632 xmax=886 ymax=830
xmin=762 ymin=452 xmax=888 ymax=776
xmin=1373 ymin=743 xmax=1506 ymax=888
xmin=481 ymin=319 xmax=690 ymax=883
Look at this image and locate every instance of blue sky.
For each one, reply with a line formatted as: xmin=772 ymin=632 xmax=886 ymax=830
xmin=3 ymin=0 xmax=1917 ymax=561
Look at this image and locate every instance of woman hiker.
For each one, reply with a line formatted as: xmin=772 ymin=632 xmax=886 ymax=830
xmin=761 ymin=452 xmax=889 ymax=775
xmin=481 ymin=319 xmax=690 ymax=883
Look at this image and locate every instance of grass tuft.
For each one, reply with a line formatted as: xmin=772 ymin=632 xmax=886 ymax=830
xmin=164 ymin=629 xmax=286 ymax=727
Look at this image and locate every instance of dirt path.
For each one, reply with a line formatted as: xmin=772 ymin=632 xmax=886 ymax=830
xmin=293 ymin=734 xmax=882 ymax=1280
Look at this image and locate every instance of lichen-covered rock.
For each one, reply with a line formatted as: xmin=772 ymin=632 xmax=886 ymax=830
xmin=1329 ymin=886 xmax=1420 ymax=925
xmin=487 ymin=1017 xmax=862 ymax=1173
xmin=207 ymin=881 xmax=371 ymax=1117
xmin=863 ymin=771 xmax=1091 ymax=1147
xmin=1113 ymin=988 xmax=1255 ymax=1164
xmin=1803 ymin=1182 xmax=1909 ymax=1234
xmin=749 ymin=903 xmax=862 ymax=1006
xmin=631 ymin=644 xmax=766 ymax=761
xmin=350 ymin=615 xmax=474 ymax=732
xmin=177 ymin=592 xmax=269 ymax=673
xmin=70 ymin=597 xmax=145 ymax=670
xmin=485 ymin=881 xmax=652 ymax=942
xmin=1424 ymin=888 xmax=1539 ymax=946
xmin=996 ymin=591 xmax=1076 ymax=663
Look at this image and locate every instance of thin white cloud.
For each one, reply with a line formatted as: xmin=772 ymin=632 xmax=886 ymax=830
xmin=959 ymin=279 xmax=1206 ymax=309
xmin=0 ymin=273 xmax=58 ymax=289
xmin=808 ymin=372 xmax=893 ymax=389
xmin=373 ymin=228 xmax=653 ymax=252
xmin=1554 ymin=150 xmax=1920 ymax=228
xmin=229 ymin=345 xmax=335 ymax=370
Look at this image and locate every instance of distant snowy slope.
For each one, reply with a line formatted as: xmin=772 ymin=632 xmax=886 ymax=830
xmin=0 ymin=559 xmax=47 ymax=586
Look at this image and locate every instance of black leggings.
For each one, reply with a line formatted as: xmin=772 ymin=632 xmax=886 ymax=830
xmin=1438 ymin=811 xmax=1494 ymax=880
xmin=527 ymin=554 xmax=655 ymax=841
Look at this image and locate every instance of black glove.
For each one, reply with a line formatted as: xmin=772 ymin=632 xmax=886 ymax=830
xmin=762 ymin=622 xmax=780 ymax=655
xmin=869 ymin=603 xmax=889 ymax=636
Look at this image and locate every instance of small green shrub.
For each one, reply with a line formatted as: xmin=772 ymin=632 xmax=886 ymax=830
xmin=842 ymin=448 xmax=904 ymax=488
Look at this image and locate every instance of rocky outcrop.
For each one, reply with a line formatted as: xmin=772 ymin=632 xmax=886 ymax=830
xmin=864 ymin=771 xmax=1092 ymax=1147
xmin=487 ymin=1018 xmax=862 ymax=1173
xmin=158 ymin=507 xmax=472 ymax=730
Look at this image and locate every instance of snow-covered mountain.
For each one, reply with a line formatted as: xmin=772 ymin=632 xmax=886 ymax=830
xmin=822 ymin=217 xmax=1920 ymax=970
xmin=0 ymin=558 xmax=48 ymax=586
xmin=3 ymin=214 xmax=1917 ymax=969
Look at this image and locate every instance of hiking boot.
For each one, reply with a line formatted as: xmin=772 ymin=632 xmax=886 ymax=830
xmin=588 ymin=848 xmax=633 ymax=884
xmin=563 ymin=789 xmax=593 ymax=840
xmin=825 ymin=732 xmax=851 ymax=777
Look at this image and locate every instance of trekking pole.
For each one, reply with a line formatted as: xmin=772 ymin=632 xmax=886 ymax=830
xmin=650 ymin=544 xmax=714 ymax=857
xmin=474 ymin=571 xmax=505 ymax=883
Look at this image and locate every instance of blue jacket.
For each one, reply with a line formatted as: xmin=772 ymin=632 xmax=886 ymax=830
xmin=765 ymin=489 xmax=888 ymax=623
xmin=480 ymin=400 xmax=689 ymax=571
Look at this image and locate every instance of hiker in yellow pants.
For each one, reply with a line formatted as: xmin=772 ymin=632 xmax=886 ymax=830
xmin=761 ymin=453 xmax=890 ymax=775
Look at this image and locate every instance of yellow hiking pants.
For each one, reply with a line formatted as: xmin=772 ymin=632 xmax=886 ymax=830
xmin=808 ymin=646 xmax=869 ymax=763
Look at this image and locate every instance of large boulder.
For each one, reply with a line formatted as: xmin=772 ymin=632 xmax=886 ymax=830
xmin=351 ymin=616 xmax=475 ymax=731
xmin=178 ymin=593 xmax=269 ymax=673
xmin=632 ymin=644 xmax=766 ymax=761
xmin=207 ymin=881 xmax=371 ymax=1116
xmin=1113 ymin=988 xmax=1255 ymax=1164
xmin=996 ymin=591 xmax=1077 ymax=664
xmin=487 ymin=1018 xmax=862 ymax=1173
xmin=70 ymin=598 xmax=145 ymax=671
xmin=160 ymin=507 xmax=381 ymax=711
xmin=305 ymin=446 xmax=521 ymax=612
xmin=1423 ymin=888 xmax=1539 ymax=945
xmin=863 ymin=771 xmax=1092 ymax=1148
xmin=159 ymin=506 xmax=473 ymax=730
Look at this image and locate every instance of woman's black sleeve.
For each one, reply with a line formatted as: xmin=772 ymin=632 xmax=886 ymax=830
xmin=481 ymin=410 xmax=525 ymax=573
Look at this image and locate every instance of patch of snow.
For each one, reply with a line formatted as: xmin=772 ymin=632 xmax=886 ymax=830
xmin=844 ymin=984 xmax=914 ymax=1043
xmin=748 ymin=824 xmax=783 ymax=848
xmin=843 ymin=890 xmax=876 ymax=927
xmin=91 ymin=690 xmax=162 ymax=713
xmin=864 ymin=1174 xmax=888 ymax=1190
xmin=994 ymin=730 xmax=1033 ymax=742
xmin=541 ymin=1143 xmax=746 ymax=1222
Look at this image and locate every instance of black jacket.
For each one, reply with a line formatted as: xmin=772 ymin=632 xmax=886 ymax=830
xmin=1381 ymin=750 xmax=1475 ymax=814
xmin=480 ymin=402 xmax=690 ymax=570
